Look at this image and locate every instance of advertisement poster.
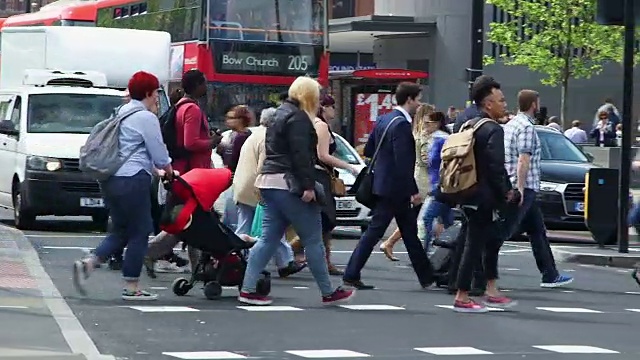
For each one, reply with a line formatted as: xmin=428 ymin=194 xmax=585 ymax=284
xmin=169 ymin=45 xmax=185 ymax=80
xmin=353 ymin=93 xmax=397 ymax=154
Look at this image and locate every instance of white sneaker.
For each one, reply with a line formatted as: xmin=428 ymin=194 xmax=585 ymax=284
xmin=154 ymin=260 xmax=190 ymax=273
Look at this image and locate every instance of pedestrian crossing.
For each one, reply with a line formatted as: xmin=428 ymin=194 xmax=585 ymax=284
xmin=120 ymin=304 xmax=640 ymax=314
xmin=161 ymin=345 xmax=631 ymax=358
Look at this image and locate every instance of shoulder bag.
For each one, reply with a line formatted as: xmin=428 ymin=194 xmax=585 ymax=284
xmin=351 ymin=116 xmax=402 ymax=209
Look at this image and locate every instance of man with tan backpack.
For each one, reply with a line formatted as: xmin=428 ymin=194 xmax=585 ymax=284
xmin=436 ymin=78 xmax=519 ymax=313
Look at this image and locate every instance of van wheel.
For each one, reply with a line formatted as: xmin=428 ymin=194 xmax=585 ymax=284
xmin=91 ymin=214 xmax=109 ymax=232
xmin=12 ymin=185 xmax=35 ymax=230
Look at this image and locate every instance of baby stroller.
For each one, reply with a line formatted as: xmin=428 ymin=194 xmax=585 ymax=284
xmin=159 ymin=168 xmax=271 ymax=300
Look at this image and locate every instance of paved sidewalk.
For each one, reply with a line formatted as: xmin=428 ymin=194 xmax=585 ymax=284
xmin=0 ymin=226 xmax=113 ymax=360
xmin=552 ymin=243 xmax=640 ymax=269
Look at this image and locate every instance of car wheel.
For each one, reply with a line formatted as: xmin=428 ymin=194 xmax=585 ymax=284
xmin=12 ymin=183 xmax=35 ymax=230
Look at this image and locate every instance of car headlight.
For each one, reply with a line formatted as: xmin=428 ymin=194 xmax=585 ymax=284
xmin=27 ymin=156 xmax=62 ymax=171
xmin=539 ymin=181 xmax=562 ymax=192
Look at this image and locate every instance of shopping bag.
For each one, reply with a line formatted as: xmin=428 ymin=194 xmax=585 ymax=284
xmin=250 ymin=204 xmax=264 ymax=238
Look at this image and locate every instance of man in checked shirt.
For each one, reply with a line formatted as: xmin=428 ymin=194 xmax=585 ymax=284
xmin=503 ymin=90 xmax=574 ymax=288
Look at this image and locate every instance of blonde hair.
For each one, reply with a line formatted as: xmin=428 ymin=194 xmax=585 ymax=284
xmin=413 ymin=103 xmax=435 ymax=136
xmin=288 ymin=76 xmax=320 ymax=115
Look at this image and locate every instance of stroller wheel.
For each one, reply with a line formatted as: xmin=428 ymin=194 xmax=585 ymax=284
xmin=172 ymin=277 xmax=192 ymax=296
xmin=203 ymin=281 xmax=223 ymax=300
xmin=256 ymin=277 xmax=271 ymax=296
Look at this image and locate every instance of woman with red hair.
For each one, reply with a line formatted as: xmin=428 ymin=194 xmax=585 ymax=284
xmin=72 ymin=71 xmax=174 ymax=301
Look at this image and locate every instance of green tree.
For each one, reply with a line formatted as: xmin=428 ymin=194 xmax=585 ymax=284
xmin=484 ymin=0 xmax=623 ymax=127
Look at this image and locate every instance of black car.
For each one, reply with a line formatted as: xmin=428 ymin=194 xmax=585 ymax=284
xmin=534 ymin=126 xmax=596 ymax=231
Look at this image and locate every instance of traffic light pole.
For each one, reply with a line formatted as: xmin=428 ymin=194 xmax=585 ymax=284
xmin=468 ymin=0 xmax=485 ymax=100
xmin=618 ymin=0 xmax=635 ymax=254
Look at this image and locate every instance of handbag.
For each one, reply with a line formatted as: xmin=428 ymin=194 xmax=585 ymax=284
xmin=331 ymin=172 xmax=347 ymax=196
xmin=322 ymin=166 xmax=346 ymax=196
xmin=250 ymin=204 xmax=265 ymax=238
xmin=352 ymin=116 xmax=402 ymax=209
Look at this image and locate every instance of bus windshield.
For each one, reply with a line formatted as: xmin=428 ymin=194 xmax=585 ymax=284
xmin=208 ymin=0 xmax=326 ymax=45
xmin=205 ymin=82 xmax=287 ymax=129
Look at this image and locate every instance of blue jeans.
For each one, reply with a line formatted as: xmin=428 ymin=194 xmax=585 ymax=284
xmin=223 ymin=188 xmax=238 ymax=230
xmin=94 ymin=171 xmax=153 ymax=281
xmin=629 ymin=202 xmax=640 ymax=226
xmin=236 ymin=203 xmax=256 ymax=236
xmin=422 ymin=197 xmax=454 ymax=252
xmin=235 ymin=202 xmax=294 ymax=268
xmin=504 ymin=188 xmax=559 ymax=282
xmin=241 ymin=189 xmax=333 ymax=296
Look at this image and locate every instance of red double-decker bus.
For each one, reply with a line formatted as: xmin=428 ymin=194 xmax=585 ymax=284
xmin=2 ymin=1 xmax=95 ymax=27
xmin=3 ymin=0 xmax=329 ymax=127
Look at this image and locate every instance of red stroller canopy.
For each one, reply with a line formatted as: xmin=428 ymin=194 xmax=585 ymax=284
xmin=161 ymin=168 xmax=232 ymax=234
xmin=173 ymin=168 xmax=233 ymax=210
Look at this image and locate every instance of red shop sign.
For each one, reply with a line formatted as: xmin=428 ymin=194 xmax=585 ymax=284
xmin=353 ymin=93 xmax=397 ymax=149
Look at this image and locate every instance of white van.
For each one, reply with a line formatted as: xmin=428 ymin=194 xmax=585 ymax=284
xmin=0 ymin=26 xmax=172 ymax=229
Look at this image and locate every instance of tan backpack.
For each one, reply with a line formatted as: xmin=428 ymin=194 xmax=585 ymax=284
xmin=439 ymin=118 xmax=495 ymax=198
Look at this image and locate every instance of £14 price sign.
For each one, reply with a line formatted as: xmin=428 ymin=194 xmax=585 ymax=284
xmin=353 ymin=93 xmax=397 ymax=148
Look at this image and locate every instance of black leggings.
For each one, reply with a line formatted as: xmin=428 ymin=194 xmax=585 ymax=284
xmin=455 ymin=207 xmax=501 ymax=291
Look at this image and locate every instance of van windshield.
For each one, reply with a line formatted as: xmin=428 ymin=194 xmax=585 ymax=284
xmin=27 ymin=93 xmax=124 ymax=134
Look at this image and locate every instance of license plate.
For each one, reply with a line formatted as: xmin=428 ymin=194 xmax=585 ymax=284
xmin=574 ymin=202 xmax=584 ymax=212
xmin=336 ymin=199 xmax=356 ymax=211
xmin=80 ymin=197 xmax=104 ymax=208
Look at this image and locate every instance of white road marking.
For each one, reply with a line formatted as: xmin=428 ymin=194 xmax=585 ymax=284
xmin=149 ymin=287 xmax=168 ymax=290
xmin=435 ymin=305 xmax=504 ymax=312
xmin=339 ymin=304 xmax=404 ymax=311
xmin=533 ymin=345 xmax=619 ymax=354
xmin=625 ymin=309 xmax=640 ymax=312
xmin=415 ymin=347 xmax=493 ymax=355
xmin=124 ymin=306 xmax=200 ymax=312
xmin=625 ymin=291 xmax=640 ymax=295
xmin=293 ymin=286 xmax=309 ymax=289
xmin=561 ymin=290 xmax=576 ymax=293
xmin=42 ymin=246 xmax=92 ymax=251
xmin=0 ymin=305 xmax=28 ymax=309
xmin=236 ymin=306 xmax=303 ymax=312
xmin=15 ymin=227 xmax=115 ymax=360
xmin=285 ymin=350 xmax=371 ymax=358
xmin=536 ymin=307 xmax=603 ymax=313
xmin=162 ymin=351 xmax=247 ymax=359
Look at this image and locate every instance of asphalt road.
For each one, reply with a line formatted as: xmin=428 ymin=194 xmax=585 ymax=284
xmin=2 ymin=214 xmax=636 ymax=360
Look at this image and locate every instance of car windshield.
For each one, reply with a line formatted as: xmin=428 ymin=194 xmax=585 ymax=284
xmin=27 ymin=93 xmax=123 ymax=134
xmin=334 ymin=135 xmax=361 ymax=165
xmin=537 ymin=130 xmax=589 ymax=162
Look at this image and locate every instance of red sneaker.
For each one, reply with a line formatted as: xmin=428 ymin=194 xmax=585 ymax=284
xmin=238 ymin=291 xmax=272 ymax=306
xmin=453 ymin=299 xmax=488 ymax=313
xmin=483 ymin=295 xmax=517 ymax=308
xmin=322 ymin=287 xmax=355 ymax=306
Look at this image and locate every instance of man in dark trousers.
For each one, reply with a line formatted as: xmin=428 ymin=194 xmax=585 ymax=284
xmin=343 ymin=82 xmax=434 ymax=290
xmin=446 ymin=75 xmax=502 ymax=295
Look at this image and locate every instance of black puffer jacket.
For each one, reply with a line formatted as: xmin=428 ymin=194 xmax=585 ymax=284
xmin=260 ymin=99 xmax=318 ymax=191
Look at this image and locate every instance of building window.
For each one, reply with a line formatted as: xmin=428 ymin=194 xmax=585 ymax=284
xmin=331 ymin=0 xmax=354 ymax=19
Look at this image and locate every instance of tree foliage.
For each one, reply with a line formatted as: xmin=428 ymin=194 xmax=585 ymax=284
xmin=484 ymin=0 xmax=623 ymax=86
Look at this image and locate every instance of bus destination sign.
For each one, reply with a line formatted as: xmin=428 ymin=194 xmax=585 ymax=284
xmin=216 ymin=50 xmax=319 ymax=77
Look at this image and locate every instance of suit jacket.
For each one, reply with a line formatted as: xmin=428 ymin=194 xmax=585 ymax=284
xmin=363 ymin=109 xmax=419 ymax=200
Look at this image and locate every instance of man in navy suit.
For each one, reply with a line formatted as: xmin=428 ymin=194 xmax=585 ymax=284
xmin=343 ymin=82 xmax=434 ymax=289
